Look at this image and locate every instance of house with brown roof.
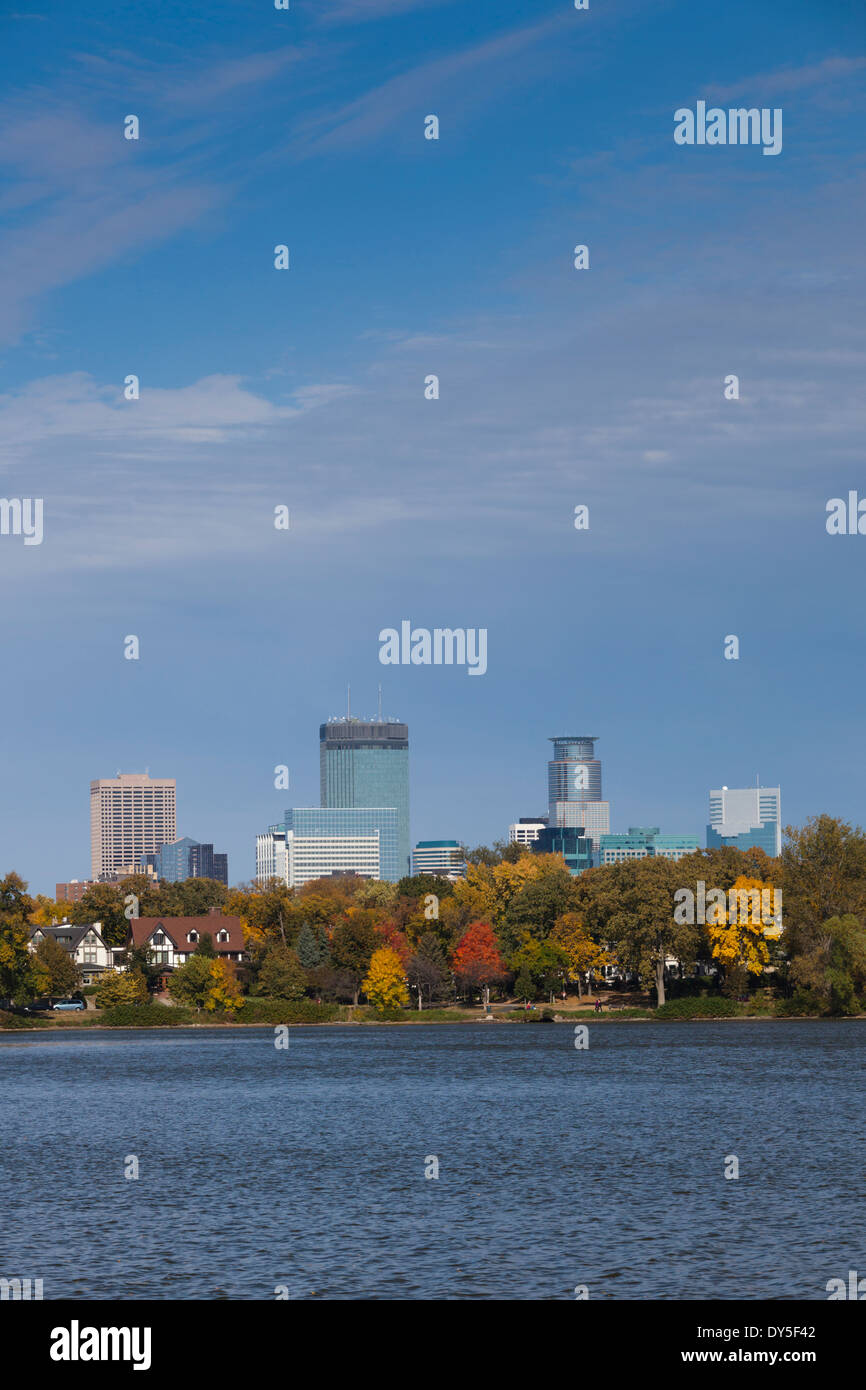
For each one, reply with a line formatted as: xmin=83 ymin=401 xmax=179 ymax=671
xmin=126 ymin=909 xmax=246 ymax=970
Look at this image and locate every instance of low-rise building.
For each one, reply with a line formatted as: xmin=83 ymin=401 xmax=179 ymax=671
xmin=530 ymin=826 xmax=596 ymax=875
xmin=508 ymin=819 xmax=548 ymax=847
xmin=598 ymin=828 xmax=700 ymax=864
xmin=55 ymin=880 xmax=96 ymax=903
xmin=411 ymin=840 xmax=467 ymax=879
xmin=127 ymin=911 xmax=246 ymax=969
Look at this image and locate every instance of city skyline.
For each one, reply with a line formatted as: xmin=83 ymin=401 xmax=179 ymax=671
xmin=1 ymin=0 xmax=862 ymax=895
xmin=40 ymin=720 xmax=785 ymax=896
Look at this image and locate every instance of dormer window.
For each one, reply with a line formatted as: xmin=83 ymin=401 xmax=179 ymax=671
xmin=187 ymin=931 xmax=198 ymax=943
xmin=217 ymin=930 xmax=229 ymax=943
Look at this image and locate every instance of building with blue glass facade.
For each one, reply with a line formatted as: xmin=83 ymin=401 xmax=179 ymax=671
xmin=141 ymin=837 xmax=228 ymax=884
xmin=706 ymin=786 xmax=781 ymax=857
xmin=599 ymin=827 xmax=700 ymax=864
xmin=320 ymin=718 xmax=410 ymax=876
xmin=547 ymin=736 xmax=610 ymax=847
xmin=531 ymin=825 xmax=596 ymax=876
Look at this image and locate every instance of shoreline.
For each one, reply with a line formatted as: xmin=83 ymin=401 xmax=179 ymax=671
xmin=3 ymin=1013 xmax=865 ymax=1034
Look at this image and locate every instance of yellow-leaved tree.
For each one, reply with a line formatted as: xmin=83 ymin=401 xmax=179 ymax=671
xmin=362 ymin=946 xmax=409 ymax=1014
xmin=550 ymin=913 xmax=611 ymax=997
xmin=707 ymin=876 xmax=776 ymax=981
xmin=205 ymin=958 xmax=245 ymax=1014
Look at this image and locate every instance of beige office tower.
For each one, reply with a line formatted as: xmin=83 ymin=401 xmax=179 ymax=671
xmin=90 ymin=773 xmax=177 ymax=880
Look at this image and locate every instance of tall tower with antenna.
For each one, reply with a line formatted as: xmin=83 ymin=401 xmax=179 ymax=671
xmin=319 ymin=694 xmax=410 ymax=876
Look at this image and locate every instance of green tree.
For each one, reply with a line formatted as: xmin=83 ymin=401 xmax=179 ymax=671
xmin=330 ymin=913 xmax=377 ymax=1005
xmin=510 ymin=936 xmax=568 ymax=1001
xmin=68 ymin=883 xmax=130 ymax=946
xmin=789 ymin=913 xmax=866 ymax=1015
xmin=499 ymin=862 xmax=579 ymax=955
xmin=35 ymin=935 xmax=81 ymax=998
xmin=194 ymin=932 xmax=216 ymax=958
xmin=295 ymin=922 xmax=330 ymax=970
xmin=408 ymin=932 xmax=450 ymax=1006
xmin=166 ymin=955 xmax=215 ymax=1009
xmin=781 ymin=816 xmax=866 ymax=963
xmin=255 ymin=942 xmax=306 ymax=1000
xmin=575 ymin=858 xmax=699 ymax=1007
xmin=395 ymin=873 xmax=456 ymax=902
xmin=161 ymin=877 xmax=228 ymax=917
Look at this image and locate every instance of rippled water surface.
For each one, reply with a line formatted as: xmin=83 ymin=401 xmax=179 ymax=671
xmin=1 ymin=1021 xmax=863 ymax=1299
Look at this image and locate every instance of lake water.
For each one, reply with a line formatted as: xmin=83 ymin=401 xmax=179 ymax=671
xmin=1 ymin=1021 xmax=863 ymax=1300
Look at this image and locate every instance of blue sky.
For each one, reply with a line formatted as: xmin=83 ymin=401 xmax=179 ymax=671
xmin=1 ymin=0 xmax=864 ymax=893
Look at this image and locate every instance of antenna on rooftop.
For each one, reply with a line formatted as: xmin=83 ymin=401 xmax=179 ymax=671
xmin=347 ymin=684 xmax=351 ymax=720
xmin=378 ymin=684 xmax=383 ymax=721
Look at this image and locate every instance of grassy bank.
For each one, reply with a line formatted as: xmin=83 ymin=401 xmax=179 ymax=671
xmin=3 ymin=997 xmax=861 ymax=1030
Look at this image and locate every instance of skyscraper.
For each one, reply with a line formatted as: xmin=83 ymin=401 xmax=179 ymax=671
xmin=707 ymin=786 xmax=781 ymax=857
xmin=547 ymin=736 xmax=610 ymax=847
xmin=320 ymin=717 xmax=410 ymax=876
xmin=90 ymin=773 xmax=176 ymax=880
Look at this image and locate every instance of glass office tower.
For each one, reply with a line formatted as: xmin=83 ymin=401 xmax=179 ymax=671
xmin=547 ymin=736 xmax=610 ymax=847
xmin=320 ymin=718 xmax=410 ymax=877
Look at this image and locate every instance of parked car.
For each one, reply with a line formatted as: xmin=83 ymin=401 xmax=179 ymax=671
xmin=52 ymin=999 xmax=86 ymax=1012
xmin=23 ymin=998 xmax=53 ymax=1014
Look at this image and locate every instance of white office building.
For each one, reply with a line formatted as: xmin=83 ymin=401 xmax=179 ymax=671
xmin=707 ymin=785 xmax=781 ymax=857
xmin=508 ymin=820 xmax=547 ymax=847
xmin=411 ymin=840 xmax=467 ymax=879
xmin=256 ymin=826 xmax=380 ymax=888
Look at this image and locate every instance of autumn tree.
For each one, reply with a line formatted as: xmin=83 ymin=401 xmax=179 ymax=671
xmin=96 ymin=969 xmax=148 ymax=1009
xmin=707 ymin=875 xmax=776 ymax=993
xmin=0 ymin=872 xmax=43 ymax=1003
xmin=550 ymin=913 xmax=610 ymax=998
xmin=362 ymin=946 xmax=409 ymax=1014
xmin=224 ymin=880 xmax=296 ymax=947
xmin=205 ymin=959 xmax=245 ymax=1014
xmin=451 ymin=921 xmax=506 ymax=1005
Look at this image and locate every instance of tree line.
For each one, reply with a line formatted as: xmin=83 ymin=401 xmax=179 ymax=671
xmin=2 ymin=814 xmax=866 ymax=1015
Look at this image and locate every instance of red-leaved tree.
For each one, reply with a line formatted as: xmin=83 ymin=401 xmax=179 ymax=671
xmin=451 ymin=921 xmax=506 ymax=1001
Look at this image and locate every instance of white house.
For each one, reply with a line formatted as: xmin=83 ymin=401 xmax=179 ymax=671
xmin=28 ymin=921 xmax=117 ymax=985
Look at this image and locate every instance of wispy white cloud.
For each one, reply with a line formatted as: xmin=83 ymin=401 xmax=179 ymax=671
xmin=320 ymin=0 xmax=459 ymax=24
xmin=290 ymin=12 xmax=570 ymax=155
xmin=706 ymin=55 xmax=866 ymax=101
